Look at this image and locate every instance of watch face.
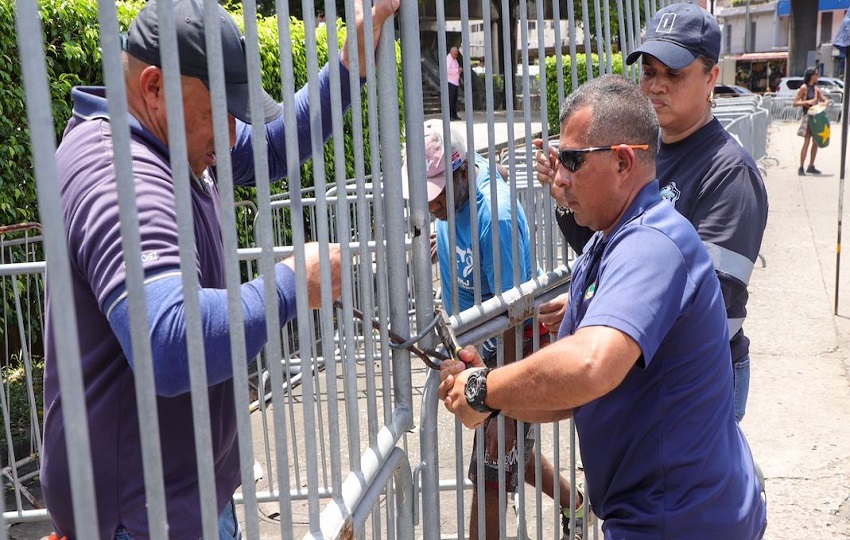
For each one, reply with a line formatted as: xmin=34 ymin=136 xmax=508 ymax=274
xmin=465 ymin=375 xmax=482 ymax=402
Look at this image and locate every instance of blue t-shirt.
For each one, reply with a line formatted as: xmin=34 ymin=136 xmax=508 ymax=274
xmin=560 ymin=180 xmax=766 ymax=539
xmin=43 ymin=59 xmax=354 ymax=539
xmin=436 ymin=154 xmax=533 ymax=356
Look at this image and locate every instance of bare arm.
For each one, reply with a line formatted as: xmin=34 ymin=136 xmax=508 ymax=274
xmin=340 ymin=0 xmax=400 ymax=77
xmin=793 ymin=85 xmax=814 ymax=108
xmin=440 ymin=325 xmax=642 ymax=427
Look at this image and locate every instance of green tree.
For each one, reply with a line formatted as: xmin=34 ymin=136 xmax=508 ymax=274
xmin=1 ymin=0 xmax=402 ymax=230
xmin=544 ymin=52 xmax=624 ymax=132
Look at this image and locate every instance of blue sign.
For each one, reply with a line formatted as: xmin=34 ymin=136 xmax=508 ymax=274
xmin=778 ymin=0 xmax=849 ymax=16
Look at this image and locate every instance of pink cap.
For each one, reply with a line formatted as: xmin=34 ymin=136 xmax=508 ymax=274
xmin=402 ymin=120 xmax=467 ymax=202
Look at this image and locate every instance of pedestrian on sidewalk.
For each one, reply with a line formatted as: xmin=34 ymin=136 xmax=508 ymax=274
xmin=794 ymin=67 xmax=829 ymax=175
xmin=535 ymin=2 xmax=768 ymax=423
xmin=440 ymin=74 xmax=767 ymax=539
xmin=447 ymin=46 xmax=462 ymax=120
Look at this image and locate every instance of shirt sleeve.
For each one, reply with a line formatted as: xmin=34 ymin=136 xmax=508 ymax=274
xmin=230 ymin=54 xmax=359 ymax=186
xmin=689 ymin=164 xmax=766 ymax=335
xmin=105 ymin=264 xmax=298 ymax=397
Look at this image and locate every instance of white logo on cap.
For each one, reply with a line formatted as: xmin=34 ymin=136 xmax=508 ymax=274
xmin=656 ymin=13 xmax=676 ymax=33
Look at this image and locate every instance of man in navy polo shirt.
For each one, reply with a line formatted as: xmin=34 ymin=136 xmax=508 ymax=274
xmin=440 ymin=75 xmax=767 ymax=539
xmin=41 ymin=0 xmax=398 ymax=538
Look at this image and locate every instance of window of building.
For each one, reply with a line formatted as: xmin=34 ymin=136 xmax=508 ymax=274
xmin=822 ymin=12 xmax=833 ymax=43
xmin=748 ymin=20 xmax=756 ymax=52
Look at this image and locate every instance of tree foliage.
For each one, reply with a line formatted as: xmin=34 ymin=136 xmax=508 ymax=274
xmin=1 ymin=0 xmax=403 ymax=233
xmin=571 ymin=0 xmax=648 ymax=48
xmin=544 ymin=52 xmax=624 ymax=132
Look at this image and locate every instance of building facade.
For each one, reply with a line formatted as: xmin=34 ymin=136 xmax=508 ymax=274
xmin=716 ymin=0 xmax=848 ymax=90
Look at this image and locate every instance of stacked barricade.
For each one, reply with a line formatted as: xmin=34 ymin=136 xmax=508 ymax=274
xmin=762 ymin=91 xmax=844 ymax=124
xmin=714 ymin=95 xmax=771 ymax=166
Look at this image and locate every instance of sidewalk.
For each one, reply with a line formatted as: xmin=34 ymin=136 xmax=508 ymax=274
xmin=743 ymin=120 xmax=850 ymax=538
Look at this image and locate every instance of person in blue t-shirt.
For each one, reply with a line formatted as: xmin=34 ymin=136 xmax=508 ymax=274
xmin=403 ymin=120 xmax=581 ymax=540
xmin=535 ymin=3 xmax=767 ymax=423
xmin=440 ymin=75 xmax=767 ymax=539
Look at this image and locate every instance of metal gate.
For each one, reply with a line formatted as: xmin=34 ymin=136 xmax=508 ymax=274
xmin=3 ymin=0 xmax=685 ymax=538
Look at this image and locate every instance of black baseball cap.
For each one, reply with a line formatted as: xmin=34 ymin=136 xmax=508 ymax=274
xmin=625 ymin=3 xmax=721 ymax=70
xmin=126 ymin=0 xmax=281 ymax=124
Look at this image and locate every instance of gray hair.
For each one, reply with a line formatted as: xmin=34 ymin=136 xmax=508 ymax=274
xmin=558 ymin=75 xmax=659 ymax=163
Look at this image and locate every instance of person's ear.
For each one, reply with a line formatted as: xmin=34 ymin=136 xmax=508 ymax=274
xmin=614 ymin=144 xmax=635 ymax=175
xmin=138 ymin=66 xmax=164 ymax=109
xmin=707 ymin=64 xmax=720 ymax=89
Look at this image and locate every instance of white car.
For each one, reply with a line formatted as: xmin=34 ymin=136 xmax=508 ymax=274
xmin=775 ymin=76 xmax=843 ymax=95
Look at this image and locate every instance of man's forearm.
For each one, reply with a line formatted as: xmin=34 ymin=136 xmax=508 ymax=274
xmin=484 ymin=326 xmax=639 ymax=413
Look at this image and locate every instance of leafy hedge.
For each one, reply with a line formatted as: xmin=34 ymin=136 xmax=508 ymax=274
xmin=543 ymin=52 xmax=624 ymax=133
xmin=0 ymin=0 xmax=402 ymax=233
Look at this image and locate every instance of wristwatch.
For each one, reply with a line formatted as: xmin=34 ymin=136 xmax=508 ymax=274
xmin=464 ymin=368 xmax=498 ymax=413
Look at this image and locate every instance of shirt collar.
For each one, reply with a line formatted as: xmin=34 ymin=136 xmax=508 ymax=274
xmin=71 ymin=86 xmax=169 ymax=157
xmin=604 ymin=178 xmax=663 ymax=240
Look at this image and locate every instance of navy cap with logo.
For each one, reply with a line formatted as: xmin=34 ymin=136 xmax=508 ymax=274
xmin=625 ymin=3 xmax=721 ymax=70
xmin=125 ymin=0 xmax=281 ymax=124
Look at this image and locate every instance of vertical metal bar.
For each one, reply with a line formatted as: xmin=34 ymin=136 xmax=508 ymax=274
xmin=14 ymin=0 xmax=99 ymax=536
xmin=532 ymin=0 xmax=547 ymax=270
xmin=200 ymin=0 xmax=262 ymax=535
xmin=342 ymin=0 xmax=381 ymax=453
xmin=623 ymin=0 xmax=635 ymax=79
xmin=633 ymin=0 xmax=643 ymax=70
xmin=12 ymin=286 xmax=40 ymax=455
xmin=567 ymin=0 xmax=580 ymax=89
xmin=435 ymin=0 xmax=462 ymax=316
xmin=311 ymin=0 xmax=351 ymax=524
xmin=364 ymin=0 xmax=394 ymax=428
xmin=594 ymin=0 xmax=606 ymax=75
xmin=376 ymin=0 xmax=413 ymax=422
xmin=153 ymin=0 xmax=219 ymax=535
xmin=615 ymin=0 xmax=627 ymax=79
xmin=603 ymin=0 xmax=614 ymax=74
xmin=293 ymin=0 xmax=331 ymax=527
xmin=270 ymin=0 xmax=304 ymax=532
xmin=581 ymin=0 xmax=594 ymax=80
xmin=553 ymin=0 xmax=565 ymax=107
xmin=401 ymin=0 xmax=443 ymax=535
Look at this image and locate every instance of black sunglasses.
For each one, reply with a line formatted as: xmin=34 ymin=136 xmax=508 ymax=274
xmin=557 ymin=145 xmax=649 ymax=173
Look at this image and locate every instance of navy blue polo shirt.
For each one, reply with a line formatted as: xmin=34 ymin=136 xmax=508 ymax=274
xmin=560 ymin=180 xmax=766 ymax=539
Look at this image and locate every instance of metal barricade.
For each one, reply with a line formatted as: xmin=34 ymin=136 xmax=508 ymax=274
xmin=714 ymin=96 xmax=771 ymax=163
xmin=7 ymin=0 xmax=694 ymax=538
xmin=0 ymin=223 xmax=46 ymax=524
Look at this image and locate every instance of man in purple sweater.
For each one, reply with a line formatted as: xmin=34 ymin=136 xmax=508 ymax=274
xmin=41 ymin=0 xmax=398 ymax=538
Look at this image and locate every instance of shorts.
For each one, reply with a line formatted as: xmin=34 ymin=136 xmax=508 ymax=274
xmin=468 ymin=328 xmax=550 ymax=492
